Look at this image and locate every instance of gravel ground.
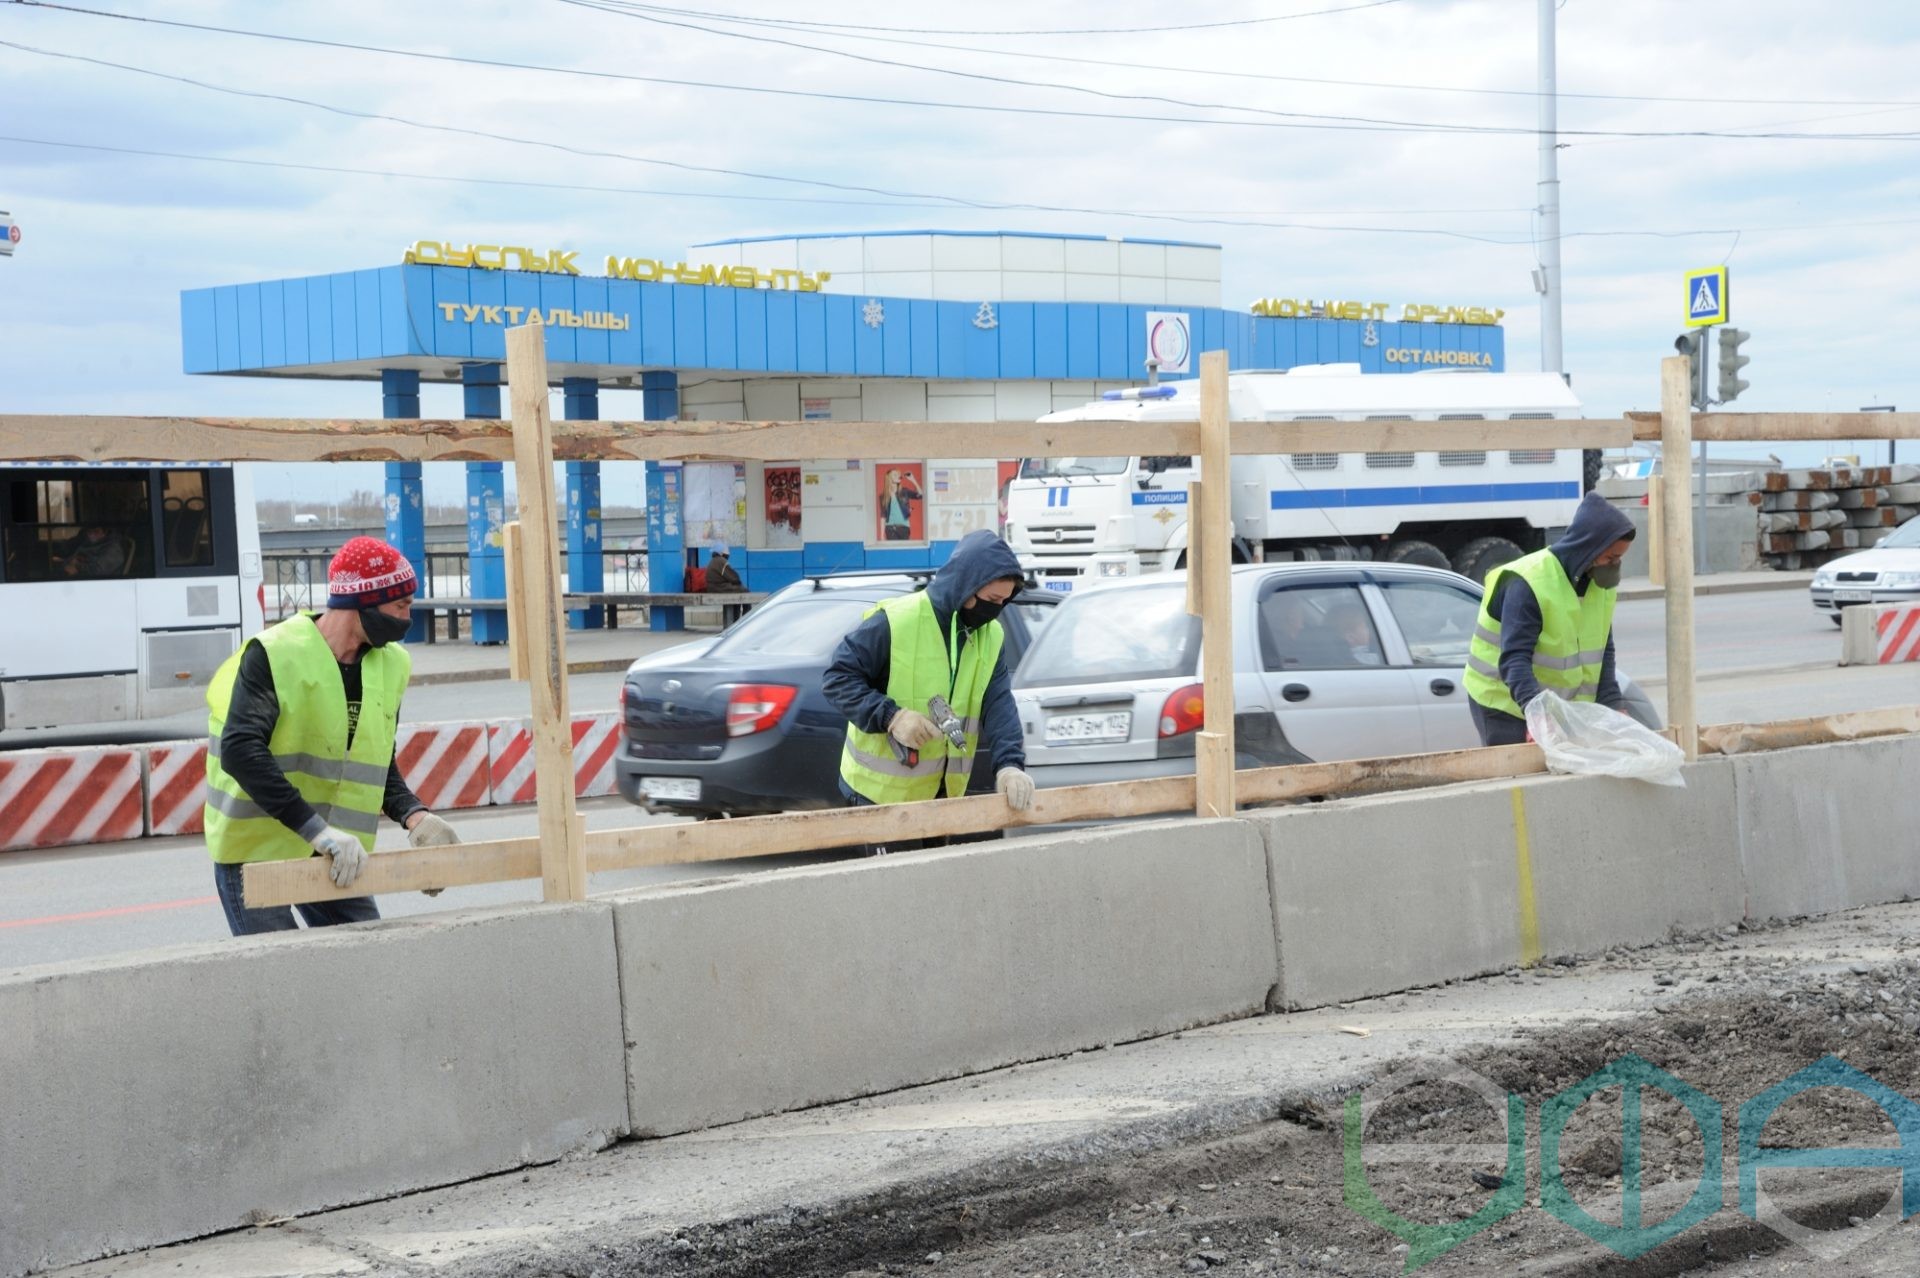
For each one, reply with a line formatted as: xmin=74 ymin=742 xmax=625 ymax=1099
xmin=489 ymin=928 xmax=1920 ymax=1278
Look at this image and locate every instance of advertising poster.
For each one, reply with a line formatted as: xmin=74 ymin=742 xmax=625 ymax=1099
xmin=875 ymin=461 xmax=925 ymax=543
xmin=763 ymin=465 xmax=802 ymax=548
xmin=998 ymin=459 xmax=1020 ymax=534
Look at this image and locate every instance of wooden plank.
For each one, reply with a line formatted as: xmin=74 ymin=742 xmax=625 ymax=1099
xmin=244 ymin=837 xmax=544 ymax=908
xmin=244 ymin=737 xmax=1558 ymax=906
xmin=1697 ymin=705 xmax=1920 ymax=756
xmin=1628 ymin=411 xmax=1920 ymax=443
xmin=1235 ymin=742 xmax=1546 ymax=804
xmin=0 ymin=415 xmax=1632 ymax=465
xmin=505 ymin=322 xmax=587 ymax=903
xmin=1660 ymin=356 xmax=1698 ymax=761
xmin=503 ymin=520 xmax=528 ymax=684
xmin=1646 ymin=469 xmax=1665 ymax=589
xmin=1194 ymin=351 xmax=1235 ymax=819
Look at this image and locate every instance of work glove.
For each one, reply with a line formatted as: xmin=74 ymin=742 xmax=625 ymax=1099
xmin=407 ymin=811 xmax=460 ymax=897
xmin=996 ymin=767 xmax=1036 ymax=812
xmin=309 ymin=826 xmax=367 ymax=889
xmin=888 ymin=707 xmax=941 ymax=750
xmin=407 ymin=812 xmax=459 ymax=847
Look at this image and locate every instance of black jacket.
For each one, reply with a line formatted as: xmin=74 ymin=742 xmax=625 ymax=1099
xmin=219 ymin=630 xmax=426 ymax=843
xmin=1484 ymin=491 xmax=1636 ymax=715
xmin=822 ymin=530 xmax=1027 ymax=794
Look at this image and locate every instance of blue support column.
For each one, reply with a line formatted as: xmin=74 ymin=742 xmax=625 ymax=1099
xmin=563 ymin=377 xmax=604 ymax=630
xmin=379 ymin=370 xmax=429 ymax=644
xmin=641 ymin=371 xmax=684 ymax=632
xmin=462 ymin=363 xmax=509 ymax=645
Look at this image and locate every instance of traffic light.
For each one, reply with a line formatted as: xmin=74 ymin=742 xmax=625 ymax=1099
xmin=1674 ymin=333 xmax=1704 ymax=405
xmin=1717 ymin=328 xmax=1751 ymax=403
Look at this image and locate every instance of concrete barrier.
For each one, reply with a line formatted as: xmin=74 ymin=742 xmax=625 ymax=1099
xmin=1256 ymin=760 xmax=1745 ymax=1010
xmin=1839 ymin=601 xmax=1920 ymax=665
xmin=0 ymin=904 xmax=629 ymax=1278
xmin=1733 ymin=735 xmax=1920 ymax=921
xmin=612 ymin=819 xmax=1278 ymax=1137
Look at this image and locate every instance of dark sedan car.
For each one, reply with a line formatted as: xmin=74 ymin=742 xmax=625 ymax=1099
xmin=615 ymin=571 xmax=1058 ymax=817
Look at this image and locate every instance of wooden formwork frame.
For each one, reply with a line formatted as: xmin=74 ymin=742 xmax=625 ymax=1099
xmin=5 ymin=339 xmax=1917 ymax=908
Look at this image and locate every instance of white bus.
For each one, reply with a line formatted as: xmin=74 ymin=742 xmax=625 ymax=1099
xmin=1007 ymin=365 xmax=1590 ymax=589
xmin=1 ymin=463 xmax=265 ymax=730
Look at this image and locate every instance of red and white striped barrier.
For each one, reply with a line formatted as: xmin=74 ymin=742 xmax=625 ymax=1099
xmin=0 ymin=747 xmax=145 ymax=852
xmin=145 ymin=740 xmax=208 ymax=837
xmin=1841 ymin=602 xmax=1920 ymax=665
xmin=394 ymin=721 xmax=494 ymax=811
xmin=488 ymin=713 xmax=623 ymax=804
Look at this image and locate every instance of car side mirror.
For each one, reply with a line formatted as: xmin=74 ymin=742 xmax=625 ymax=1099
xmin=1136 ymin=473 xmax=1152 ymax=490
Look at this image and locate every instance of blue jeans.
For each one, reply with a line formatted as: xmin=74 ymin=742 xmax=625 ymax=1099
xmin=214 ymin=860 xmax=380 ymax=936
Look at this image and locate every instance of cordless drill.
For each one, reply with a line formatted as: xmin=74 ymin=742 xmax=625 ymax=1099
xmin=889 ymin=694 xmax=969 ymax=766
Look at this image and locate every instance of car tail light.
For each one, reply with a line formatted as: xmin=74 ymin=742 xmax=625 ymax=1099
xmin=619 ymin=682 xmax=629 ymax=714
xmin=1158 ymin=683 xmax=1205 ymax=738
xmin=725 ymin=683 xmax=798 ymax=737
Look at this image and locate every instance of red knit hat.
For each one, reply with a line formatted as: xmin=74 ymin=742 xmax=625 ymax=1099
xmin=327 ymin=536 xmax=417 ymax=609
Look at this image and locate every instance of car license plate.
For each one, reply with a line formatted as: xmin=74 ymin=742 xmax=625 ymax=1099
xmin=1044 ymin=580 xmax=1075 ymax=594
xmin=1045 ymin=711 xmax=1131 ymax=743
xmin=639 ymin=777 xmax=701 ymax=802
xmin=1836 ymin=590 xmax=1872 ymax=603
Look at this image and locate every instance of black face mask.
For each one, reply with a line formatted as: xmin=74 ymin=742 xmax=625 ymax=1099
xmin=358 ymin=607 xmax=411 ymax=648
xmin=1589 ymin=563 xmax=1623 ymax=589
xmin=960 ymin=599 xmax=1005 ymax=629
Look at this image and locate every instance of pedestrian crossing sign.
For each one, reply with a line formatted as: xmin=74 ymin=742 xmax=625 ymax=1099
xmin=1684 ymin=265 xmax=1729 ymax=327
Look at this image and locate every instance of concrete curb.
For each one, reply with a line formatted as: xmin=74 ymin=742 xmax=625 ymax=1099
xmin=1617 ymin=573 xmax=1811 ymax=601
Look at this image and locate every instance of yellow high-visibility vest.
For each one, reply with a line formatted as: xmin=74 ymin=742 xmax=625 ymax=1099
xmin=838 ymin=593 xmax=1002 ymax=804
xmin=204 ymin=615 xmax=409 ymax=863
xmin=1463 ymin=548 xmax=1615 ymax=718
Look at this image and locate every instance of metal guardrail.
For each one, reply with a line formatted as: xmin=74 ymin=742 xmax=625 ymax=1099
xmin=264 ymin=549 xmax=649 ymax=622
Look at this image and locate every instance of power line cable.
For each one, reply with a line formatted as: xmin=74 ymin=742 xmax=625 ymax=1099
xmin=10 ymin=132 xmax=1920 ymax=246
xmin=555 ymin=0 xmax=1920 ymax=141
xmin=8 ymin=6 xmax=1918 ymax=144
xmin=603 ymin=0 xmax=1920 ymax=109
xmin=558 ymin=0 xmax=1412 ymax=37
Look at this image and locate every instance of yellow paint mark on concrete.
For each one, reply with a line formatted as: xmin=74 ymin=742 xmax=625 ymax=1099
xmin=1511 ymin=787 xmax=1543 ymax=966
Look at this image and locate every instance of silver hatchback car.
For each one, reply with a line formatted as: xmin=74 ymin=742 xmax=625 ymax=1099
xmin=1013 ymin=562 xmax=1661 ymax=785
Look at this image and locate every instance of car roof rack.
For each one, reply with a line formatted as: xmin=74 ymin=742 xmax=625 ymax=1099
xmin=802 ymin=566 xmax=1047 ymax=592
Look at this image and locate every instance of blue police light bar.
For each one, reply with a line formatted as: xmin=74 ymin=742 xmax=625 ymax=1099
xmin=1100 ymin=385 xmax=1179 ymax=401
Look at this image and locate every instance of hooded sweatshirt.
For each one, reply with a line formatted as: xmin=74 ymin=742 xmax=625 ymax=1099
xmin=822 ymin=530 xmax=1028 ymax=793
xmin=1484 ymin=491 xmax=1637 ymax=716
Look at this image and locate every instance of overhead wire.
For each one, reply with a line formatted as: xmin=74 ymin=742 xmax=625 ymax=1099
xmin=556 ymin=0 xmax=1413 ymax=37
xmin=5 ymin=6 xmax=1919 ymax=143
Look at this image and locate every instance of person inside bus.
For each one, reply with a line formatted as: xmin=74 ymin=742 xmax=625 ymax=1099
xmin=52 ymin=524 xmax=128 ymax=578
xmin=203 ymin=536 xmax=463 ymax=936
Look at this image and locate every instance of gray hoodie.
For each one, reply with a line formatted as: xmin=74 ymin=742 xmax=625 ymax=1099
xmin=1484 ymin=492 xmax=1636 ymax=715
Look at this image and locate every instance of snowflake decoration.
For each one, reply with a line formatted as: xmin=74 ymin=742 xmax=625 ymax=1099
xmin=863 ymin=298 xmax=886 ymax=329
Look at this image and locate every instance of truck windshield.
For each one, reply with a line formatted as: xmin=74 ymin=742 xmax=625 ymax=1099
xmin=1018 ymin=457 xmax=1130 ymax=478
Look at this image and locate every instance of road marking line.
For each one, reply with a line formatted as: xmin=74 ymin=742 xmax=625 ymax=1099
xmin=1511 ymin=786 xmax=1543 ymax=967
xmin=0 ymin=896 xmax=218 ymax=930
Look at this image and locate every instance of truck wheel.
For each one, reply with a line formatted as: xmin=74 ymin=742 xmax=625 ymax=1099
xmin=1582 ymin=448 xmax=1606 ymax=494
xmin=1454 ymin=535 xmax=1524 ymax=583
xmin=1383 ymin=539 xmax=1450 ymax=570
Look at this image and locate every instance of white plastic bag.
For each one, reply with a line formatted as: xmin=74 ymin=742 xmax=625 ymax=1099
xmin=1523 ymin=692 xmax=1687 ymax=787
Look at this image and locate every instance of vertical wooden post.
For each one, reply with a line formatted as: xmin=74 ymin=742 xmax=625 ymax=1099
xmin=1194 ymin=351 xmax=1236 ymax=819
xmin=1645 ymin=469 xmax=1665 ymax=589
xmin=1659 ymin=356 xmax=1698 ymax=760
xmin=503 ymin=520 xmax=529 ymax=683
xmin=505 ymin=321 xmax=588 ymax=901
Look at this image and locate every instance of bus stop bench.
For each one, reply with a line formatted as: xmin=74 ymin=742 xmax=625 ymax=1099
xmin=417 ymin=592 xmax=768 ymax=641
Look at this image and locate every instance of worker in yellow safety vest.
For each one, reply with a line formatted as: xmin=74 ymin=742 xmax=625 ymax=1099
xmin=824 ymin=529 xmax=1036 ymax=852
xmin=1464 ymin=492 xmax=1636 ymax=746
xmin=204 ymin=536 xmax=460 ymax=935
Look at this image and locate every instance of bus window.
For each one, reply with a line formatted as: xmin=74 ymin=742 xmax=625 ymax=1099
xmin=2 ymin=470 xmax=151 ymax=581
xmin=162 ymin=470 xmax=215 ymax=568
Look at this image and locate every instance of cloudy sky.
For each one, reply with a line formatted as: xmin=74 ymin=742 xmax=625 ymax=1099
xmin=3 ymin=0 xmax=1918 ymax=507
